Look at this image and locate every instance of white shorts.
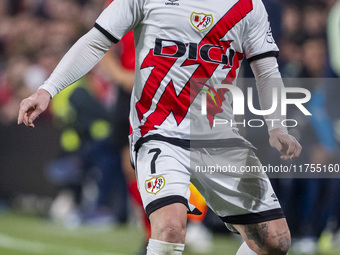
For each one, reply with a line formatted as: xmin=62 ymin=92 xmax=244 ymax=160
xmin=132 ymin=140 xmax=284 ymax=227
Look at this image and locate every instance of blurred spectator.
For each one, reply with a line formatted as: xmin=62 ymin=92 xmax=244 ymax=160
xmin=0 ymin=0 xmax=106 ymax=127
xmin=328 ymin=0 xmax=340 ymax=77
xmin=300 ymin=38 xmax=327 ymax=79
xmin=0 ymin=56 xmax=31 ymax=125
xmin=315 ymin=1 xmax=340 ymax=253
xmin=46 ymin=69 xmax=128 ymax=227
xmin=302 ymin=3 xmax=328 ymax=39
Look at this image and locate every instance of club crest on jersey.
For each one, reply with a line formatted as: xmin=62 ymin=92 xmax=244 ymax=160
xmin=145 ymin=176 xmax=165 ymax=194
xmin=190 ymin=12 xmax=213 ymax=32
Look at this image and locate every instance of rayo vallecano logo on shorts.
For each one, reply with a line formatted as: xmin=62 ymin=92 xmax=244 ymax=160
xmin=190 ymin=12 xmax=213 ymax=32
xmin=145 ymin=176 xmax=165 ymax=194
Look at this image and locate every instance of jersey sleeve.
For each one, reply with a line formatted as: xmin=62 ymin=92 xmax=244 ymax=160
xmin=94 ymin=0 xmax=143 ymax=43
xmin=242 ymin=0 xmax=279 ymax=63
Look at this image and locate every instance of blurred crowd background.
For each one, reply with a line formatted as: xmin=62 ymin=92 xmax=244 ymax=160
xmin=0 ymin=0 xmax=340 ymax=254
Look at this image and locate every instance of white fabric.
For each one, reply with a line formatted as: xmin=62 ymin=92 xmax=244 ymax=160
xmin=96 ymin=0 xmax=143 ymax=41
xmin=38 ymin=0 xmax=286 ymax=149
xmin=250 ymin=57 xmax=288 ymax=133
xmin=146 ymin=239 xmax=185 ymax=255
xmin=135 ymin=140 xmax=281 ymax=219
xmin=38 ymin=28 xmax=113 ymax=98
xmin=236 ymin=242 xmax=257 ymax=255
xmin=96 ymin=0 xmax=280 ymax=147
xmin=242 ymin=0 xmax=278 ymax=59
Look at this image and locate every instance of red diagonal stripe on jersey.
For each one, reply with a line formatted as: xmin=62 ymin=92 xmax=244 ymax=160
xmin=137 ymin=0 xmax=253 ymax=135
xmin=140 ymin=80 xmax=199 ymax=136
xmin=136 ymin=48 xmax=177 ymax=121
xmin=205 ymin=51 xmax=244 ymax=126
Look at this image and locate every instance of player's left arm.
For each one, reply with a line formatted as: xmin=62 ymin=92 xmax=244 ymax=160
xmin=250 ymin=57 xmax=302 ymax=160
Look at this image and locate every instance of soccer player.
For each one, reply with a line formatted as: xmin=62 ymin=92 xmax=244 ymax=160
xmin=18 ymin=0 xmax=302 ymax=254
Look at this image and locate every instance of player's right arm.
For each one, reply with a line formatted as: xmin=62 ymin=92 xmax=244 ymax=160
xmin=18 ymin=0 xmax=143 ymax=128
xmin=17 ymin=27 xmax=114 ymax=128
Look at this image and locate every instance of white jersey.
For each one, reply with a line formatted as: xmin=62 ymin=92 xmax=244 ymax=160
xmin=95 ymin=0 xmax=279 ymax=150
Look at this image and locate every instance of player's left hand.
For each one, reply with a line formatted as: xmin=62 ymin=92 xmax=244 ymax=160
xmin=269 ymin=128 xmax=302 ymax=160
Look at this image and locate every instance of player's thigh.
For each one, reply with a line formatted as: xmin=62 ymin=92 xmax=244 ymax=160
xmin=190 ymin=148 xmax=284 ymax=226
xmin=134 ymin=140 xmax=192 ymax=219
xmin=233 ymin=218 xmax=291 ymax=254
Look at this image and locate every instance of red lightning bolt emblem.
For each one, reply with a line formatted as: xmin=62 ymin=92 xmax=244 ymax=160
xmin=136 ymin=0 xmax=253 ymax=135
